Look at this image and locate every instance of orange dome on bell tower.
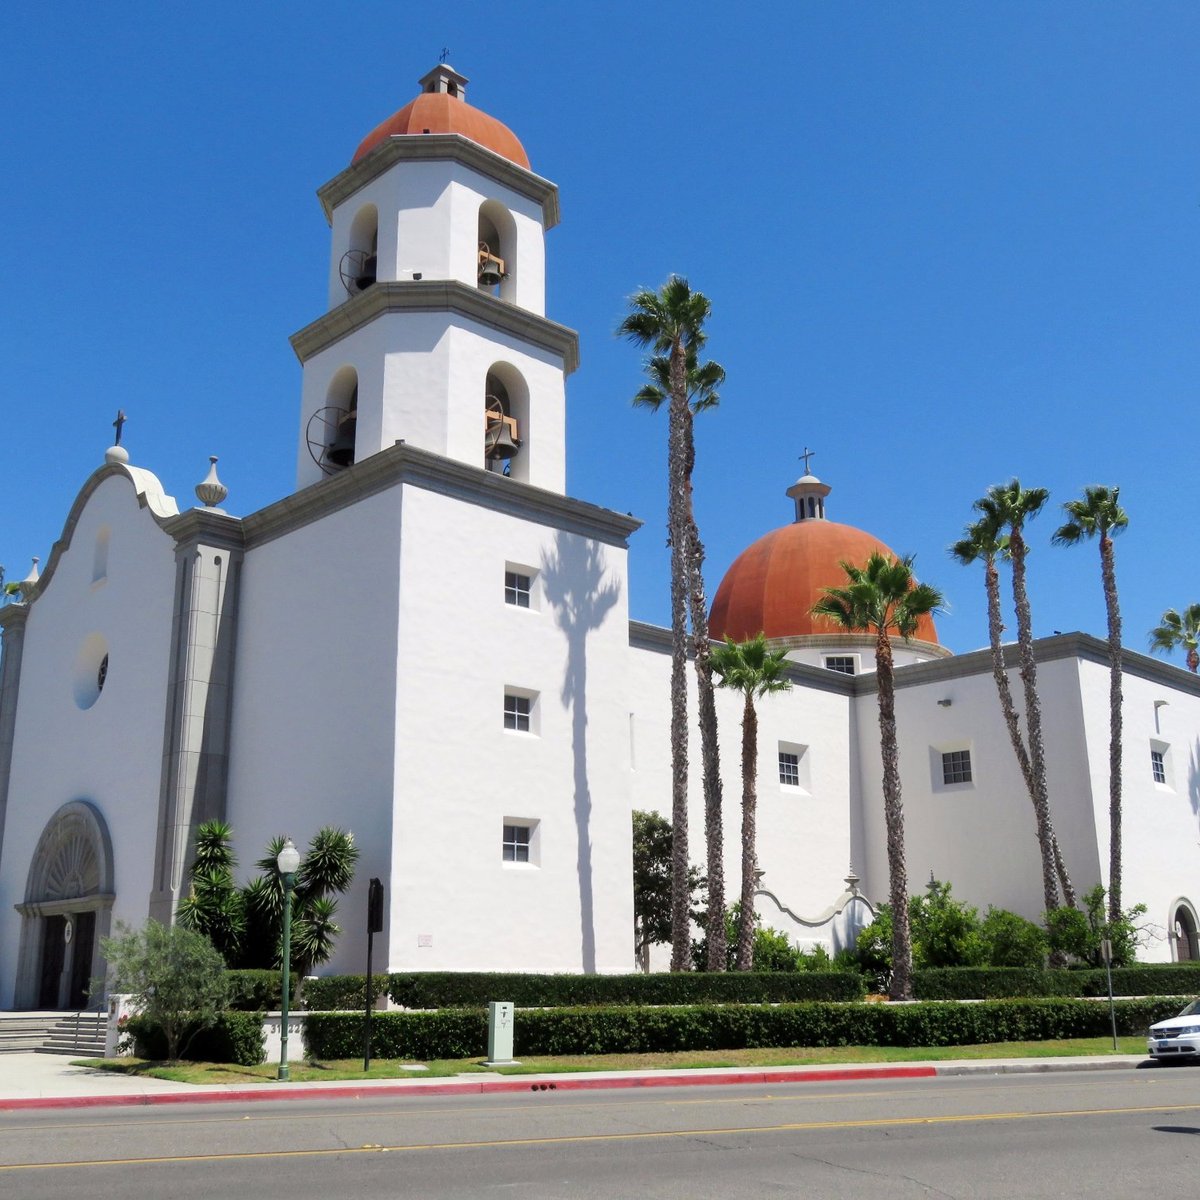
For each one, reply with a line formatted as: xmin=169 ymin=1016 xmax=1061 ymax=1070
xmin=709 ymin=472 xmax=942 ymax=649
xmin=352 ymin=64 xmax=531 ymax=169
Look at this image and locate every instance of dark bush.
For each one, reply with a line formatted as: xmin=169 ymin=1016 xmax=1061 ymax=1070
xmin=127 ymin=1011 xmax=266 ymax=1065
xmin=913 ymin=964 xmax=1200 ymax=1000
xmin=384 ymin=971 xmax=865 ymax=1008
xmin=302 ymin=997 xmax=1185 ymax=1062
xmin=225 ymin=970 xmax=281 ymax=1011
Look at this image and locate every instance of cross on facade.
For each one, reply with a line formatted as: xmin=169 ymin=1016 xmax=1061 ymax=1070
xmin=799 ymin=446 xmax=815 ymax=474
xmin=113 ymin=410 xmax=127 ymax=446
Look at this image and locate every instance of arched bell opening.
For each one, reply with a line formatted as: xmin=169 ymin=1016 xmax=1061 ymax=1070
xmin=14 ymin=800 xmax=115 ymax=1010
xmin=484 ymin=364 xmax=530 ymax=482
xmin=1171 ymin=899 xmax=1200 ymax=961
xmin=304 ymin=366 xmax=360 ymax=476
xmin=478 ymin=201 xmax=517 ymax=302
xmin=339 ymin=204 xmax=379 ymax=297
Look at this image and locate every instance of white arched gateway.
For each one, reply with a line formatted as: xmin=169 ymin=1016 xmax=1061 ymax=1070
xmin=13 ymin=801 xmax=114 ymax=1009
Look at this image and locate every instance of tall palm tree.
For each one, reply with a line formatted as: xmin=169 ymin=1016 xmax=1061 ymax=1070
xmin=1150 ymin=605 xmax=1200 ymax=673
xmin=633 ymin=349 xmax=729 ymax=970
xmin=812 ymin=553 xmax=944 ymax=1000
xmin=618 ymin=276 xmax=717 ymax=970
xmin=711 ymin=634 xmax=792 ymax=970
xmin=975 ymin=481 xmax=1075 ymax=911
xmin=1053 ymin=486 xmax=1129 ymax=923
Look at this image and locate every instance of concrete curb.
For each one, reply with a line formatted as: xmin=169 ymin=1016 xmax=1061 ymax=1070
xmin=0 ymin=1056 xmax=1155 ymax=1112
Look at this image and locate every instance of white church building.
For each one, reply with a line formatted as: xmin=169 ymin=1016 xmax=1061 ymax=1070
xmin=2 ymin=66 xmax=1199 ymax=1009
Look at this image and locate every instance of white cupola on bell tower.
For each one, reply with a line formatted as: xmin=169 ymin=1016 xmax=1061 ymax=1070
xmin=291 ymin=66 xmax=579 ymax=492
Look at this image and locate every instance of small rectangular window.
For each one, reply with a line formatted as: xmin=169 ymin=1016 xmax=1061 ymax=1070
xmin=825 ymin=656 xmax=856 ymax=675
xmin=942 ymin=749 xmax=972 ymax=785
xmin=504 ymin=693 xmax=531 ymax=732
xmin=503 ymin=824 xmax=531 ymax=862
xmin=779 ymin=752 xmax=800 ymax=787
xmin=505 ymin=570 xmax=531 ymax=608
xmin=1151 ymin=749 xmax=1167 ymax=785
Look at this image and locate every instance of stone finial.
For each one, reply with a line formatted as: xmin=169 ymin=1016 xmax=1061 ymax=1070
xmin=844 ymin=865 xmax=861 ymax=896
xmin=105 ymin=445 xmax=130 ymax=465
xmin=195 ymin=457 xmax=228 ymax=510
xmin=18 ymin=557 xmax=40 ymax=602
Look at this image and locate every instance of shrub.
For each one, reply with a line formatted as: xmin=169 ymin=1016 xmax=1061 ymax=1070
xmin=912 ymin=963 xmax=1200 ymax=1000
xmin=1046 ymin=885 xmax=1146 ymax=968
xmin=302 ymin=997 xmax=1185 ymax=1062
xmin=226 ymin=970 xmax=281 ymax=1011
xmin=979 ymin=908 xmax=1048 ymax=968
xmin=128 ymin=1011 xmax=266 ymax=1065
xmin=910 ymin=881 xmax=987 ymax=968
xmin=303 ymin=974 xmax=384 ymax=1012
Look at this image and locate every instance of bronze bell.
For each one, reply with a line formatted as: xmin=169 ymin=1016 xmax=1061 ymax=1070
xmin=484 ymin=416 xmax=518 ymax=460
xmin=355 ymin=255 xmax=377 ymax=291
xmin=478 ymin=242 xmax=505 ymax=287
xmin=327 ymin=410 xmax=358 ymax=467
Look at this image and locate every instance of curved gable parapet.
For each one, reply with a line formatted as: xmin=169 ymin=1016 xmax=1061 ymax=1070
xmin=17 ymin=462 xmax=180 ymax=605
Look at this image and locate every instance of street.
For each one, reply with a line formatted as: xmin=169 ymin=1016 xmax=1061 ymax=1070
xmin=2 ymin=1066 xmax=1198 ymax=1198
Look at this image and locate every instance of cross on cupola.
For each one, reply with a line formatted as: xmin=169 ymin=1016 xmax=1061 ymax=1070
xmin=786 ymin=450 xmax=832 ymax=522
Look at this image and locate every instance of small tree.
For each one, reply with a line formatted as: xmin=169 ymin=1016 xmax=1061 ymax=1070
xmin=633 ymin=810 xmax=700 ymax=971
xmin=1045 ymin=884 xmax=1147 ymax=968
xmin=100 ymin=920 xmax=228 ymax=1063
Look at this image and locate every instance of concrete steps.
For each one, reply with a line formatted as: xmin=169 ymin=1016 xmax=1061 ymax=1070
xmin=0 ymin=1011 xmax=107 ymax=1056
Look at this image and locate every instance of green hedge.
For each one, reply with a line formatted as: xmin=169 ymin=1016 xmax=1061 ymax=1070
xmin=378 ymin=972 xmax=865 ymax=1009
xmin=127 ymin=1011 xmax=266 ymax=1065
xmin=304 ymin=997 xmax=1184 ymax=1061
xmin=303 ymin=974 xmax=382 ymax=1012
xmin=914 ymin=964 xmax=1200 ymax=1000
xmin=226 ymin=970 xmax=282 ymax=1011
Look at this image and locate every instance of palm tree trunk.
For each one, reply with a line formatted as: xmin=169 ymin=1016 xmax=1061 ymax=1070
xmin=1188 ymin=646 xmax=1198 ymax=673
xmin=1101 ymin=532 xmax=1123 ymax=923
xmin=682 ymin=410 xmax=726 ymax=971
xmin=667 ymin=340 xmax=692 ymax=971
xmin=874 ymin=628 xmax=912 ymax=1001
xmin=736 ymin=694 xmax=758 ymax=971
xmin=983 ymin=556 xmax=1035 ymax=794
xmin=1008 ymin=526 xmax=1069 ymax=913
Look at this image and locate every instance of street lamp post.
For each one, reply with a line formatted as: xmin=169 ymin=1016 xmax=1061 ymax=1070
xmin=276 ymin=837 xmax=301 ymax=1082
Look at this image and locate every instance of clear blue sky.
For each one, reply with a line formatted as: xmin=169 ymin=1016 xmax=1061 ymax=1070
xmin=2 ymin=3 xmax=1197 ymax=656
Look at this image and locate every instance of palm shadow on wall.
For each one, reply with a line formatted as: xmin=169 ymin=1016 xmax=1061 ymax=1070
xmin=540 ymin=531 xmax=621 ymax=973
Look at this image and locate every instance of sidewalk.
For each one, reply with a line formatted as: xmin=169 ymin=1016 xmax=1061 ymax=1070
xmin=0 ymin=1051 xmax=1154 ymax=1112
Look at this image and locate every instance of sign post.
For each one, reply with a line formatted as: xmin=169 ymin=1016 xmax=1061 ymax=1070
xmin=363 ymin=877 xmax=384 ymax=1071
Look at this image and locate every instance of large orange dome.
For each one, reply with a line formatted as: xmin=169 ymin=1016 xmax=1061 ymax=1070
xmin=709 ymin=477 xmax=940 ymax=646
xmin=352 ymin=67 xmax=530 ymax=169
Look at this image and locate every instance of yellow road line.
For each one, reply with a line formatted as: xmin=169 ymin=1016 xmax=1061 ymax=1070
xmin=5 ymin=1101 xmax=1200 ymax=1172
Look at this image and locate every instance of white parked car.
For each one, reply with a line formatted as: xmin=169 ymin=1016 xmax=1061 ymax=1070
xmin=1147 ymin=999 xmax=1200 ymax=1061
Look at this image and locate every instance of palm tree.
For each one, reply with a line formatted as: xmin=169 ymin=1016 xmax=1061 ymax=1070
xmin=711 ymin=634 xmax=792 ymax=970
xmin=1053 ymin=486 xmax=1129 ymax=922
xmin=975 ymin=481 xmax=1075 ymax=912
xmin=618 ymin=277 xmax=719 ymax=971
xmin=632 ymin=348 xmax=729 ymax=970
xmin=1150 ymin=605 xmax=1200 ymax=673
xmin=812 ymin=553 xmax=944 ymax=1000
xmin=177 ymin=819 xmax=245 ymax=964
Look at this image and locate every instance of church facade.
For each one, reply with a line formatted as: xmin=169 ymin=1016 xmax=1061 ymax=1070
xmin=2 ymin=68 xmax=1198 ymax=1009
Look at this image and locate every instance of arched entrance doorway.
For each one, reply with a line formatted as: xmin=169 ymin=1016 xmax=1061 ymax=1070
xmin=14 ymin=801 xmax=114 ymax=1009
xmin=1170 ymin=899 xmax=1199 ymax=962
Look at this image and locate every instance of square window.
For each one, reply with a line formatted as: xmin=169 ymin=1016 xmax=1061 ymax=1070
xmin=942 ymin=749 xmax=972 ymax=785
xmin=504 ymin=693 xmax=531 ymax=732
xmin=505 ymin=570 xmax=531 ymax=608
xmin=779 ymin=752 xmax=800 ymax=787
xmin=1152 ymin=749 xmax=1167 ymax=785
xmin=824 ymin=655 xmax=856 ymax=675
xmin=503 ymin=823 xmax=531 ymax=862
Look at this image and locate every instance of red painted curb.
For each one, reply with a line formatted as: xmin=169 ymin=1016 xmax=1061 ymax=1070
xmin=0 ymin=1064 xmax=938 ymax=1111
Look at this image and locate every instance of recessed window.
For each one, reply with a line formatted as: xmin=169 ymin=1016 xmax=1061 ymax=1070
xmin=1152 ymin=749 xmax=1167 ymax=785
xmin=97 ymin=654 xmax=109 ymax=694
xmin=779 ymin=752 xmax=800 ymax=787
xmin=942 ymin=749 xmax=972 ymax=785
xmin=503 ymin=823 xmax=531 ymax=862
xmin=825 ymin=656 xmax=856 ymax=675
xmin=504 ymin=692 xmax=532 ymax=732
xmin=505 ymin=570 xmax=531 ymax=608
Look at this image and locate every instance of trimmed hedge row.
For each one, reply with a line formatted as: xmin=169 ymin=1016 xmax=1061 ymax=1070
xmin=914 ymin=964 xmax=1200 ymax=1000
xmin=305 ymin=997 xmax=1185 ymax=1061
xmin=226 ymin=971 xmax=282 ymax=1011
xmin=127 ymin=1011 xmax=267 ymax=1065
xmin=304 ymin=971 xmax=865 ymax=1011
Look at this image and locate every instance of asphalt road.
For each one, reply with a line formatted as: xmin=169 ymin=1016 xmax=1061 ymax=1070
xmin=2 ymin=1066 xmax=1199 ymax=1198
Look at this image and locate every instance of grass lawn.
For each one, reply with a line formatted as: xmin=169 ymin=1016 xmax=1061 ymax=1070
xmin=74 ymin=1037 xmax=1151 ymax=1086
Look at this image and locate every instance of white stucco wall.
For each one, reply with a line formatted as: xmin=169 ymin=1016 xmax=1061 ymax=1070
xmin=389 ymin=483 xmax=633 ymax=973
xmin=0 ymin=473 xmax=178 ymax=1007
xmin=325 ymin=161 xmax=546 ymax=314
xmin=224 ymin=488 xmax=404 ymax=976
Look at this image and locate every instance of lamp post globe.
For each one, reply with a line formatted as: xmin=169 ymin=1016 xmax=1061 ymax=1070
xmin=277 ymin=837 xmax=301 ymax=1081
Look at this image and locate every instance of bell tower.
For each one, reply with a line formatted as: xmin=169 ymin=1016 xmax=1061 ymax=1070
xmin=291 ymin=66 xmax=579 ymax=492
